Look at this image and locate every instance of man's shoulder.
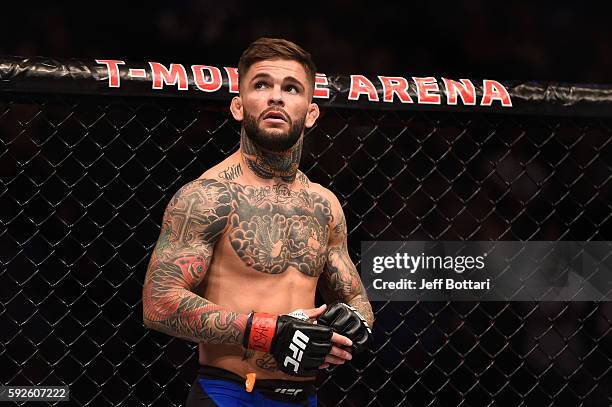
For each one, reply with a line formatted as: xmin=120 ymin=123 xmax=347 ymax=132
xmin=306 ymin=182 xmax=345 ymax=230
xmin=170 ymin=177 xmax=232 ymax=205
xmin=305 ymin=179 xmax=341 ymax=208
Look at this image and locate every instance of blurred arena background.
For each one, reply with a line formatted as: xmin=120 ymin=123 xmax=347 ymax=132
xmin=1 ymin=1 xmax=611 ymax=83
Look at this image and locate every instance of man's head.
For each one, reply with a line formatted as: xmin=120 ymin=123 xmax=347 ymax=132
xmin=230 ymin=38 xmax=320 ymax=152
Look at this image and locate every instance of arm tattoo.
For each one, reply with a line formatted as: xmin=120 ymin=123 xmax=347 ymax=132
xmin=143 ymin=179 xmax=248 ymax=343
xmin=319 ymin=211 xmax=375 ymax=326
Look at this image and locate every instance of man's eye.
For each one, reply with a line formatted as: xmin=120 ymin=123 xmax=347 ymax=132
xmin=255 ymin=82 xmax=268 ymax=89
xmin=285 ymin=85 xmax=299 ymax=94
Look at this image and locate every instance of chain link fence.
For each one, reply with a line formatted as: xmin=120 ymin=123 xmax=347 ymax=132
xmin=1 ymin=91 xmax=611 ymax=406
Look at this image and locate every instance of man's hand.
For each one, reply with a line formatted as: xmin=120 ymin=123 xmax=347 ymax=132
xmin=316 ymin=302 xmax=372 ymax=354
xmin=301 ymin=305 xmax=354 ymax=370
xmin=242 ymin=305 xmax=353 ymax=376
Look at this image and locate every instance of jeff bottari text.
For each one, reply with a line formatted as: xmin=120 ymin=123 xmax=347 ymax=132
xmin=371 ymin=253 xmax=491 ymax=291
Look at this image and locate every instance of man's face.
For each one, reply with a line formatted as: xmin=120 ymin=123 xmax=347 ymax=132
xmin=233 ymin=59 xmax=318 ymax=152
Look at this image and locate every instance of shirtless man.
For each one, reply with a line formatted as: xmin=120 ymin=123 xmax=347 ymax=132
xmin=142 ymin=38 xmax=374 ymax=407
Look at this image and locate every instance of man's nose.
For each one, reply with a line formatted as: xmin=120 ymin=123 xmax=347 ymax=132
xmin=268 ymin=85 xmax=284 ymax=106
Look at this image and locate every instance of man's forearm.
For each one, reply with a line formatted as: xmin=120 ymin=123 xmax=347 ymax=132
xmin=143 ymin=258 xmax=248 ymax=344
xmin=319 ymin=273 xmax=375 ymax=328
xmin=143 ymin=286 xmax=248 ymax=344
xmin=346 ymin=294 xmax=375 ymax=327
xmin=322 ymin=246 xmax=375 ymax=327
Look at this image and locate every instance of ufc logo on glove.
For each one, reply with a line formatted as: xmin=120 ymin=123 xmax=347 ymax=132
xmin=284 ymin=330 xmax=309 ymax=372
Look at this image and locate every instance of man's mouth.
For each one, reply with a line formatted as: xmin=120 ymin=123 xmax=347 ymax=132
xmin=262 ymin=110 xmax=287 ymax=122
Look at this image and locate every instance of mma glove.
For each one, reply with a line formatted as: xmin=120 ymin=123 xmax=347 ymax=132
xmin=243 ymin=312 xmax=333 ymax=377
xmin=316 ymin=302 xmax=372 ymax=353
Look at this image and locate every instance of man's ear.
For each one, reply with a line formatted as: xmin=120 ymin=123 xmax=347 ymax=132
xmin=230 ymin=96 xmax=243 ymax=121
xmin=305 ymin=103 xmax=320 ymax=128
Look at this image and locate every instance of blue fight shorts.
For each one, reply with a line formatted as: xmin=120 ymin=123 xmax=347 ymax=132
xmin=185 ymin=365 xmax=317 ymax=407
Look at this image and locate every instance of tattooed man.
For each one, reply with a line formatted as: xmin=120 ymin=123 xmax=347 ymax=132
xmin=143 ymin=38 xmax=373 ymax=407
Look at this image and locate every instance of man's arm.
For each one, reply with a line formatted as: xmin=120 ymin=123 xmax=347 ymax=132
xmin=318 ymin=194 xmax=374 ymax=327
xmin=142 ymin=179 xmax=248 ymax=344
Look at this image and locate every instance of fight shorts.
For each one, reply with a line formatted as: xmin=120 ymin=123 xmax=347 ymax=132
xmin=185 ymin=365 xmax=317 ymax=407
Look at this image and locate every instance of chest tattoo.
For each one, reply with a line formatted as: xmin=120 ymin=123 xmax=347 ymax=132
xmin=226 ymin=182 xmax=332 ymax=276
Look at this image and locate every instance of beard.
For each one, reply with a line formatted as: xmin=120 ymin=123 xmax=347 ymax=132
xmin=243 ymin=108 xmax=305 ymax=152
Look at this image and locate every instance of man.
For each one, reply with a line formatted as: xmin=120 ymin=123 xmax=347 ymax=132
xmin=142 ymin=38 xmax=374 ymax=407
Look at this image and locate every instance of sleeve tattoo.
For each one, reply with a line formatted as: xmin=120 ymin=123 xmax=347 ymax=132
xmin=142 ymin=179 xmax=248 ymax=344
xmin=319 ymin=202 xmax=374 ymax=327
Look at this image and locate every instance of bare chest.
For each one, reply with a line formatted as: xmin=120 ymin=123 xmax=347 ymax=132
xmin=225 ymin=183 xmax=332 ymax=277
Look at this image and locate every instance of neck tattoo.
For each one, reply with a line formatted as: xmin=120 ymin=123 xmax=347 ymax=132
xmin=240 ymin=130 xmax=302 ymax=182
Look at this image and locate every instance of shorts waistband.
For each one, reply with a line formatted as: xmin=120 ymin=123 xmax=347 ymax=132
xmin=197 ymin=365 xmax=316 ymax=402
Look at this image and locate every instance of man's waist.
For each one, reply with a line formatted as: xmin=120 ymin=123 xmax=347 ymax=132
xmin=198 ymin=344 xmax=316 ymax=381
xmin=197 ymin=365 xmax=316 ymax=402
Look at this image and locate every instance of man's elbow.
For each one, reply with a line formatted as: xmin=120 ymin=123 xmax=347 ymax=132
xmin=142 ymin=307 xmax=157 ymax=330
xmin=142 ymin=291 xmax=162 ymax=330
xmin=142 ymin=311 xmax=154 ymax=329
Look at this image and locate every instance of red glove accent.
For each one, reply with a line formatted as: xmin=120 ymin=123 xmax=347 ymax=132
xmin=246 ymin=313 xmax=278 ymax=352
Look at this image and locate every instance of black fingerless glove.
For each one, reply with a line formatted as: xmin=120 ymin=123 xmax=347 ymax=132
xmin=316 ymin=303 xmax=372 ymax=353
xmin=243 ymin=313 xmax=333 ymax=377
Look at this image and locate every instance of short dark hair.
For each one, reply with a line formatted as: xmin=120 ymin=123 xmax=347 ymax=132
xmin=238 ymin=37 xmax=316 ymax=92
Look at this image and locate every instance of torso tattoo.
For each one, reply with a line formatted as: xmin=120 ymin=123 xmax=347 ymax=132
xmin=225 ymin=181 xmax=332 ymax=277
xmin=145 ymin=177 xmax=373 ymax=349
xmin=296 ymin=171 xmax=310 ymax=188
